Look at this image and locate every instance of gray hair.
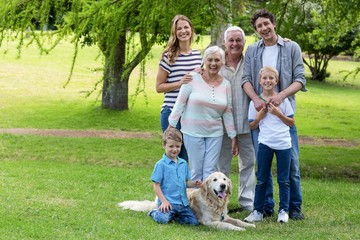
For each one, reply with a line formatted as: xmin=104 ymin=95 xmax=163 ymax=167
xmin=202 ymin=46 xmax=225 ymax=65
xmin=224 ymin=26 xmax=246 ymax=43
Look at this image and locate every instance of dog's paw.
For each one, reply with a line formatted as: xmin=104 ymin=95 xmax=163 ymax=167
xmin=231 ymin=226 xmax=245 ymax=231
xmin=249 ymin=223 xmax=256 ymax=228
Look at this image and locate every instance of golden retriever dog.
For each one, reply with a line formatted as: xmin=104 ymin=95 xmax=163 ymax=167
xmin=119 ymin=171 xmax=255 ymax=231
xmin=187 ymin=171 xmax=255 ymax=231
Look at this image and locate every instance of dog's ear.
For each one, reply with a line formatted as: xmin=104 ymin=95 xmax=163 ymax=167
xmin=227 ymin=177 xmax=232 ymax=196
xmin=203 ymin=176 xmax=212 ymax=194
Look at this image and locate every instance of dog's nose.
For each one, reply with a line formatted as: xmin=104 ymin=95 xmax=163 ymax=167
xmin=220 ymin=183 xmax=226 ymax=190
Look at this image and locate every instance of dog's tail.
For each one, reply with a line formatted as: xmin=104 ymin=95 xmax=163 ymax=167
xmin=118 ymin=200 xmax=157 ymax=212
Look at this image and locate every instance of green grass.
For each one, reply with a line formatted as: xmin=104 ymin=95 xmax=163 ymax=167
xmin=0 ymin=36 xmax=360 ymax=239
xmin=1 ymin=134 xmax=359 ymax=239
xmin=296 ymin=80 xmax=360 ymax=139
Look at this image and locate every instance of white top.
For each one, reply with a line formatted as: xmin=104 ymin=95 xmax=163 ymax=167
xmin=169 ymin=72 xmax=236 ymax=138
xmin=248 ymin=98 xmax=294 ymax=150
xmin=262 ymin=44 xmax=279 ymax=69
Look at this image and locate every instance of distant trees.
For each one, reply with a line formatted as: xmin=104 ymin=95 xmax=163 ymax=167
xmin=1 ymin=0 xmax=358 ymax=113
xmin=266 ymin=0 xmax=360 ymax=81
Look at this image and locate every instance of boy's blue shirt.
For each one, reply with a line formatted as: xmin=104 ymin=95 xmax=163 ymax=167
xmin=150 ymin=154 xmax=191 ymax=206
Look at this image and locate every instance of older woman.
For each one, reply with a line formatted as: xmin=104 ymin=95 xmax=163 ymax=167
xmin=168 ymin=46 xmax=238 ymax=181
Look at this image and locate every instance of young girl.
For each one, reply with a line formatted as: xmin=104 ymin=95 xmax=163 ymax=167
xmin=155 ymin=15 xmax=202 ymax=161
xmin=244 ymin=66 xmax=294 ymax=223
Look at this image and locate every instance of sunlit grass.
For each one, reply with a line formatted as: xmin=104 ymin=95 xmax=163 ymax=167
xmin=0 ymin=34 xmax=359 ymax=239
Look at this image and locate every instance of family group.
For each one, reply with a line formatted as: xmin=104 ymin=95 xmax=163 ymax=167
xmin=149 ymin=8 xmax=306 ymax=226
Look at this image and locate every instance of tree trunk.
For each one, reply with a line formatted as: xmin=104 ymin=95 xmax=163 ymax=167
xmin=102 ymin=75 xmax=129 ymax=110
xmin=101 ymin=33 xmax=129 ymax=110
xmin=210 ymin=23 xmax=228 ymax=48
xmin=209 ymin=2 xmax=230 ymax=49
xmin=304 ymin=54 xmax=328 ymax=82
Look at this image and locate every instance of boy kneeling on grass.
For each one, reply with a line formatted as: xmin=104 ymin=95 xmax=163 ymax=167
xmin=244 ymin=66 xmax=294 ymax=223
xmin=149 ymin=127 xmax=202 ymax=224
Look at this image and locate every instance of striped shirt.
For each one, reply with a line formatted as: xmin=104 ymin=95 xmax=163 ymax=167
xmin=160 ymin=50 xmax=202 ymax=111
xmin=169 ymin=72 xmax=236 ymax=139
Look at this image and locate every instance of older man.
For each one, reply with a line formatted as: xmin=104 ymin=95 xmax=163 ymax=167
xmin=217 ymin=26 xmax=256 ymax=212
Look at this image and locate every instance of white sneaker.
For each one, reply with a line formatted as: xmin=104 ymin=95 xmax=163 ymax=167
xmin=277 ymin=209 xmax=289 ymax=223
xmin=244 ymin=210 xmax=263 ymax=223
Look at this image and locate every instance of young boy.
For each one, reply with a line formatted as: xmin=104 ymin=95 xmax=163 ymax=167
xmin=149 ymin=127 xmax=202 ymax=225
xmin=244 ymin=66 xmax=294 ymax=223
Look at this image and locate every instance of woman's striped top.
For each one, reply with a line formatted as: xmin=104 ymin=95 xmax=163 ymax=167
xmin=159 ymin=49 xmax=202 ymax=111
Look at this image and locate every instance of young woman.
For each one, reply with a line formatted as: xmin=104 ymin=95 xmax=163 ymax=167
xmin=155 ymin=15 xmax=202 ymax=161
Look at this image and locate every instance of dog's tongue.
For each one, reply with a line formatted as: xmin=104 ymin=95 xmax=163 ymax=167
xmin=218 ymin=192 xmax=227 ymax=198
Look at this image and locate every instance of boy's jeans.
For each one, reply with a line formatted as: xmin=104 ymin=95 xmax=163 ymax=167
xmin=149 ymin=204 xmax=199 ymax=225
xmin=253 ymin=144 xmax=291 ymax=212
xmin=251 ymin=125 xmax=303 ymax=212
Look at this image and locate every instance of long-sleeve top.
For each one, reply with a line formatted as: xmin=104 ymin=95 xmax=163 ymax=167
xmin=241 ymin=35 xmax=307 ymax=113
xmin=169 ymin=72 xmax=236 ymax=139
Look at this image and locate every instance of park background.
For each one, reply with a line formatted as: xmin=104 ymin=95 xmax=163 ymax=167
xmin=1 ymin=0 xmax=360 ymax=239
xmin=1 ymin=34 xmax=359 ymax=239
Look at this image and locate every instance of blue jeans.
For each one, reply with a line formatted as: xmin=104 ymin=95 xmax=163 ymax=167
xmin=160 ymin=105 xmax=188 ymax=161
xmin=254 ymin=144 xmax=291 ymax=213
xmin=149 ymin=204 xmax=199 ymax=225
xmin=251 ymin=125 xmax=303 ymax=212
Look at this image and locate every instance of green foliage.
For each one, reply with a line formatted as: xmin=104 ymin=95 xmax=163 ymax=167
xmin=0 ymin=34 xmax=359 ymax=238
xmin=0 ymin=0 xmax=232 ymax=110
xmin=266 ymin=0 xmax=360 ymax=81
xmin=232 ymin=0 xmax=265 ymax=35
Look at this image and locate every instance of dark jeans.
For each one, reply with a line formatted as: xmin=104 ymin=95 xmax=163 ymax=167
xmin=251 ymin=125 xmax=303 ymax=212
xmin=160 ymin=105 xmax=188 ymax=161
xmin=253 ymin=144 xmax=291 ymax=213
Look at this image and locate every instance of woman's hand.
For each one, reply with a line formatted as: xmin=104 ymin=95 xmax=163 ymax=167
xmin=179 ymin=73 xmax=193 ymax=85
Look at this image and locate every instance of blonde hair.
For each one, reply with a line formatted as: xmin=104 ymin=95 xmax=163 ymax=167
xmin=162 ymin=15 xmax=196 ymax=64
xmin=259 ymin=66 xmax=279 ymax=80
xmin=162 ymin=128 xmax=182 ymax=145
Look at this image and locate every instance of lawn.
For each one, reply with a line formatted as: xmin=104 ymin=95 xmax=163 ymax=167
xmin=0 ymin=36 xmax=359 ymax=239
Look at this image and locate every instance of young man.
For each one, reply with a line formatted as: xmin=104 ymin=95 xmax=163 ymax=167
xmin=218 ymin=26 xmax=256 ymax=212
xmin=241 ymin=9 xmax=307 ymax=220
